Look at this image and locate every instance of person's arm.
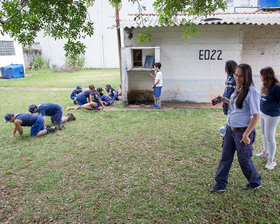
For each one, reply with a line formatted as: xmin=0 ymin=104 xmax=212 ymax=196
xmin=241 ymin=114 xmax=260 ymax=145
xmin=43 ymin=116 xmax=46 ymax=125
xmin=11 ymin=120 xmax=23 ymax=137
xmin=149 ymin=73 xmax=155 ymax=79
xmin=153 ymin=79 xmax=160 ymax=88
xmin=89 ymin=94 xmax=92 ymax=102
xmin=98 ymin=98 xmax=105 ymax=110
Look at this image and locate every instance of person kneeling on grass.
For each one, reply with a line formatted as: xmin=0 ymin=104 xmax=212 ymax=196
xmin=97 ymin=87 xmax=111 ymax=106
xmin=29 ymin=103 xmax=76 ymax=130
xmin=104 ymin=84 xmax=119 ymax=104
xmin=70 ymin=85 xmax=83 ymax=104
xmin=5 ymin=113 xmax=56 ymax=138
xmin=67 ymin=84 xmax=105 ymax=111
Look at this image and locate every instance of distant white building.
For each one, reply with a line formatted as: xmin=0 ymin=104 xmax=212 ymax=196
xmin=35 ymin=0 xmax=262 ymax=69
xmin=0 ymin=34 xmax=25 ymax=69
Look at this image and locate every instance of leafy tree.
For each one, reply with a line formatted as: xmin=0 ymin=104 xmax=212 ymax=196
xmin=0 ymin=0 xmax=226 ymax=58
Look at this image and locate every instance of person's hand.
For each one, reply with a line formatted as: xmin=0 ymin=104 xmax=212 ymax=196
xmin=218 ymin=95 xmax=230 ymax=104
xmin=241 ymin=134 xmax=250 ymax=145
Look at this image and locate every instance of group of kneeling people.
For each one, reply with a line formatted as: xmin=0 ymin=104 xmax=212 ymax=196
xmin=4 ymin=84 xmax=120 ymax=137
xmin=67 ymin=84 xmax=120 ymax=111
xmin=210 ymin=62 xmax=280 ymax=193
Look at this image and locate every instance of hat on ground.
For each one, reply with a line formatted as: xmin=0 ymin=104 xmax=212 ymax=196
xmin=5 ymin=113 xmax=14 ymax=123
xmin=28 ymin=104 xmax=37 ymax=113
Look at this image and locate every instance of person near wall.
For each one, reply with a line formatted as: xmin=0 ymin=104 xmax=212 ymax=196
xmin=219 ymin=60 xmax=238 ymax=137
xmin=149 ymin=62 xmax=163 ymax=109
xmin=255 ymin=66 xmax=280 ymax=170
xmin=210 ymin=64 xmax=261 ymax=193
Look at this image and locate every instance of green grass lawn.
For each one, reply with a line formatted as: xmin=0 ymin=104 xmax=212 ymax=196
xmin=0 ymin=88 xmax=279 ymax=223
xmin=0 ymin=69 xmax=121 ymax=89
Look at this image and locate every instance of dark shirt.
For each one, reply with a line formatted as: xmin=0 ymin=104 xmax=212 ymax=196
xmin=260 ymin=83 xmax=280 ymax=117
xmin=38 ymin=103 xmax=62 ymax=116
xmin=70 ymin=89 xmax=81 ymax=100
xmin=15 ymin=113 xmax=40 ymax=126
xmin=78 ymin=90 xmax=91 ymax=98
xmin=223 ymin=75 xmax=235 ymax=99
xmin=91 ymin=92 xmax=100 ymax=102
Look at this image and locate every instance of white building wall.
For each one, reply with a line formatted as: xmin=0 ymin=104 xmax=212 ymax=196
xmin=124 ymin=25 xmax=243 ymax=103
xmin=242 ymin=25 xmax=280 ymax=75
xmin=0 ymin=34 xmax=25 ymax=68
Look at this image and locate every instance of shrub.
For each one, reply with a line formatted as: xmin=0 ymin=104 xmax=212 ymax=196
xmin=65 ymin=54 xmax=86 ymax=70
xmin=30 ymin=53 xmax=50 ymax=69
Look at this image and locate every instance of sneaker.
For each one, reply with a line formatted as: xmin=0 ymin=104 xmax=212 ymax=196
xmin=209 ymin=186 xmax=226 ymax=193
xmin=265 ymin=160 xmax=277 ymax=170
xmin=66 ymin=106 xmax=71 ymax=111
xmin=110 ymin=100 xmax=115 ymax=105
xmin=67 ymin=113 xmax=76 ymax=121
xmin=56 ymin=125 xmax=65 ymax=130
xmin=255 ymin=151 xmax=269 ymax=158
xmin=152 ymin=105 xmax=159 ymax=109
xmin=46 ymin=125 xmax=56 ymax=133
xmin=242 ymin=184 xmax=262 ymax=190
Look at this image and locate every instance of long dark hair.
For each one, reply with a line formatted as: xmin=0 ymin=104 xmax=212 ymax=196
xmin=225 ymin=60 xmax=238 ymax=77
xmin=235 ymin=64 xmax=254 ymax=109
xmin=260 ymin=66 xmax=280 ymax=95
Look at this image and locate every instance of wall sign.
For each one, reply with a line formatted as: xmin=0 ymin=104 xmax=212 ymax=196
xmin=0 ymin=41 xmax=15 ymax=56
xmin=199 ymin=50 xmax=222 ymax=60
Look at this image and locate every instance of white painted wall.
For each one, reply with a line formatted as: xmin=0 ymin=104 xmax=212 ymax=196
xmin=123 ymin=25 xmax=243 ymax=103
xmin=0 ymin=34 xmax=25 ymax=68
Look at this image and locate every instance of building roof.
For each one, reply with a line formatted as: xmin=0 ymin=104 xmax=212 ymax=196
xmin=122 ymin=11 xmax=280 ymax=28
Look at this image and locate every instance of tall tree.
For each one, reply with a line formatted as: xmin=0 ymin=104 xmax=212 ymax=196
xmin=0 ymin=0 xmax=226 ymax=58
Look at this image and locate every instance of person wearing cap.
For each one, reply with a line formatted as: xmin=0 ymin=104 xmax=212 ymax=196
xmin=104 ymin=84 xmax=119 ymax=104
xmin=97 ymin=87 xmax=111 ymax=106
xmin=29 ymin=103 xmax=76 ymax=130
xmin=70 ymin=86 xmax=83 ymax=104
xmin=66 ymin=84 xmax=105 ymax=110
xmin=5 ymin=113 xmax=56 ymax=137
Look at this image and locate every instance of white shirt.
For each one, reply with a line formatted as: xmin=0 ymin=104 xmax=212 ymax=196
xmin=155 ymin=71 xmax=163 ymax=87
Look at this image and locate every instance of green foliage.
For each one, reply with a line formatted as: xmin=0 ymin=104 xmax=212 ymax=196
xmin=0 ymin=0 xmax=94 ymax=58
xmin=0 ymin=0 xmax=227 ymax=56
xmin=65 ymin=55 xmax=86 ymax=70
xmin=30 ymin=53 xmax=50 ymax=70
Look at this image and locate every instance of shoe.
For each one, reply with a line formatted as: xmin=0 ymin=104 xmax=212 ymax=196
xmin=66 ymin=106 xmax=71 ymax=111
xmin=152 ymin=105 xmax=159 ymax=109
xmin=110 ymin=100 xmax=115 ymax=105
xmin=209 ymin=186 xmax=226 ymax=193
xmin=56 ymin=125 xmax=65 ymax=130
xmin=242 ymin=184 xmax=262 ymax=190
xmin=265 ymin=160 xmax=277 ymax=170
xmin=255 ymin=151 xmax=269 ymax=158
xmin=67 ymin=113 xmax=76 ymax=121
xmin=46 ymin=125 xmax=56 ymax=133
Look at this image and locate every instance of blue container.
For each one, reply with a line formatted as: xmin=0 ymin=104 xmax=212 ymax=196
xmin=258 ymin=0 xmax=280 ymax=7
xmin=1 ymin=64 xmax=25 ymax=79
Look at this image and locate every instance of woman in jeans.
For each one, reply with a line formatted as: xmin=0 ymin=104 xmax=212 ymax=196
xmin=210 ymin=64 xmax=261 ymax=193
xmin=256 ymin=66 xmax=280 ymax=170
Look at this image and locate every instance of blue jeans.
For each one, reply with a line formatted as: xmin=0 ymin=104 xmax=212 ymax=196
xmin=215 ymin=125 xmax=261 ymax=189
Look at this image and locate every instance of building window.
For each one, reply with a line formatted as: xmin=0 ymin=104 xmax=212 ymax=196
xmin=133 ymin=49 xmax=142 ymax=67
xmin=0 ymin=41 xmax=15 ymax=56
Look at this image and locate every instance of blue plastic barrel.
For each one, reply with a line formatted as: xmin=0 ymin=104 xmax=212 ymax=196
xmin=1 ymin=64 xmax=25 ymax=79
xmin=258 ymin=0 xmax=280 ymax=7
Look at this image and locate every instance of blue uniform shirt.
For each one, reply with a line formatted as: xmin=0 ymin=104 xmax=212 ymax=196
xmin=260 ymin=84 xmax=280 ymax=117
xmin=78 ymin=90 xmax=91 ymax=98
xmin=38 ymin=103 xmax=62 ymax=116
xmin=70 ymin=89 xmax=79 ymax=100
xmin=227 ymin=85 xmax=260 ymax=128
xmin=91 ymin=92 xmax=100 ymax=102
xmin=107 ymin=87 xmax=116 ymax=97
xmin=223 ymin=75 xmax=235 ymax=99
xmin=15 ymin=113 xmax=40 ymax=126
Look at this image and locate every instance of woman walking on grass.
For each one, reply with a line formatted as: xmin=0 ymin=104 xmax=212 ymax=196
xmin=210 ymin=64 xmax=261 ymax=193
xmin=255 ymin=66 xmax=280 ymax=170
